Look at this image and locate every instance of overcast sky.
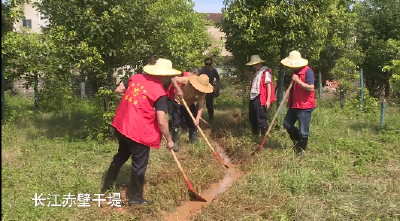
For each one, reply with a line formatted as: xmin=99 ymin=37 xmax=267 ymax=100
xmin=193 ymin=0 xmax=224 ymax=13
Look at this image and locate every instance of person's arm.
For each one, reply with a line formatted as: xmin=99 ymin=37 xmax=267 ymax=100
xmin=265 ymin=71 xmax=272 ymax=109
xmin=292 ymin=69 xmax=315 ymax=92
xmin=154 ymin=96 xmax=174 ymax=149
xmin=195 ymin=94 xmax=206 ymax=126
xmin=115 ymin=80 xmax=129 ymax=97
xmin=171 ymin=76 xmax=190 ymax=98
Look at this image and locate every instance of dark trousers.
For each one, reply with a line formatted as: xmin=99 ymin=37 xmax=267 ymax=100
xmin=111 ymin=130 xmax=150 ymax=176
xmin=171 ymin=99 xmax=198 ymax=129
xmin=283 ymin=108 xmax=313 ymax=143
xmin=205 ymin=93 xmax=214 ymax=121
xmin=249 ymin=95 xmax=268 ymax=134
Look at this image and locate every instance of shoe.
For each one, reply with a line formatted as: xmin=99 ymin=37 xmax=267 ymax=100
xmin=101 ymin=163 xmax=122 ymax=194
xmin=128 ymin=174 xmax=152 ymax=205
xmin=287 ymin=128 xmax=300 ymax=145
xmin=189 ymin=128 xmax=198 ymax=144
xmin=294 ymin=137 xmax=308 ymax=157
xmin=172 ymin=128 xmax=179 ymax=152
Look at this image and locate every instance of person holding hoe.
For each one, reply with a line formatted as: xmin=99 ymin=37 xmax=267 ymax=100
xmin=169 ymin=73 xmax=214 ymax=152
xmin=167 ymin=68 xmax=199 ymax=135
xmin=101 ymin=58 xmax=181 ymax=205
xmin=245 ymin=55 xmax=276 ymax=140
xmin=281 ymin=50 xmax=316 ymax=157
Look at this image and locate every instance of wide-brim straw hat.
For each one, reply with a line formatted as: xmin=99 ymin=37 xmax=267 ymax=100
xmin=246 ymin=55 xmax=265 ymax=66
xmin=281 ymin=50 xmax=308 ymax=68
xmin=143 ymin=58 xmax=181 ymax=76
xmin=189 ymin=74 xmax=214 ymax=93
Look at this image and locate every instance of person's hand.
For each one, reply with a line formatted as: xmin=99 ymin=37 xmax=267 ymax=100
xmin=176 ymin=89 xmax=183 ymax=99
xmin=166 ymin=140 xmax=175 ymax=150
xmin=265 ymin=101 xmax=271 ymax=110
xmin=194 ymin=118 xmax=200 ymax=126
xmin=292 ymin=74 xmax=300 ymax=83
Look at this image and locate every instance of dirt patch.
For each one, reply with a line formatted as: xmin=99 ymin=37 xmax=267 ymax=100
xmin=162 ymin=140 xmax=243 ymax=221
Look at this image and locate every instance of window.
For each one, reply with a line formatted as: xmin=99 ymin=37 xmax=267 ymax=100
xmin=22 ymin=19 xmax=32 ymax=29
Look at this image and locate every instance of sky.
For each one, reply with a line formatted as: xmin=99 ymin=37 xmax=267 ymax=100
xmin=193 ymin=0 xmax=224 ymax=13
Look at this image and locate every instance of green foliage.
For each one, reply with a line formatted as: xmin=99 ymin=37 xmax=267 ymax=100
xmin=344 ymin=88 xmax=379 ymax=115
xmin=382 ymin=39 xmax=400 ymax=99
xmin=354 ymin=0 xmax=400 ymax=97
xmin=36 ymin=0 xmax=212 ymax=93
xmin=331 ymin=57 xmax=359 ymax=93
xmin=220 ymin=0 xmax=354 ymax=75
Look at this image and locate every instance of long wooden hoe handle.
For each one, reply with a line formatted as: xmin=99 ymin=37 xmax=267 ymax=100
xmin=200 ymin=118 xmax=210 ymax=127
xmin=251 ymin=80 xmax=294 ymax=155
xmin=164 ymin=137 xmax=207 ymax=202
xmin=180 ymin=98 xmax=229 ymax=169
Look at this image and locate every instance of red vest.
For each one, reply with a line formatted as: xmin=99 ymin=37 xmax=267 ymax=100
xmin=287 ymin=66 xmax=316 ymax=109
xmin=112 ymin=74 xmax=166 ymax=149
xmin=250 ymin=68 xmax=276 ymax=105
xmin=167 ymin=72 xmax=190 ymax=99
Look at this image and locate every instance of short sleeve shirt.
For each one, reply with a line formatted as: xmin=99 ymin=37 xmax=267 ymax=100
xmin=199 ymin=67 xmax=220 ymax=85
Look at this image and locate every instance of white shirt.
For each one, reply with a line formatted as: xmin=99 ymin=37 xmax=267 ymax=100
xmin=250 ymin=67 xmax=272 ymax=100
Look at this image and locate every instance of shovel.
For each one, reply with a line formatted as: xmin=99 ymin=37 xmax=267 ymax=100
xmin=164 ymin=137 xmax=207 ymax=202
xmin=251 ymin=80 xmax=294 ymax=156
xmin=180 ymin=98 xmax=229 ymax=169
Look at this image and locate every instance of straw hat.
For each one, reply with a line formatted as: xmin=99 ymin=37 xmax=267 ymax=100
xmin=246 ymin=55 xmax=265 ymax=66
xmin=189 ymin=74 xmax=214 ymax=93
xmin=143 ymin=58 xmax=181 ymax=76
xmin=280 ymin=50 xmax=308 ymax=68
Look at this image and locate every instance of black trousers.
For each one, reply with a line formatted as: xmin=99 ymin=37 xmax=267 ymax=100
xmin=205 ymin=93 xmax=214 ymax=121
xmin=111 ymin=130 xmax=150 ymax=176
xmin=249 ymin=95 xmax=268 ymax=133
xmin=170 ymin=99 xmax=198 ymax=129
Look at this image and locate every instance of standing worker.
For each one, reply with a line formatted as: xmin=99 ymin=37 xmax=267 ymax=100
xmin=199 ymin=58 xmax=220 ymax=126
xmin=245 ymin=55 xmax=276 ymax=140
xmin=281 ymin=50 xmax=316 ymax=157
xmin=101 ymin=58 xmax=181 ymax=205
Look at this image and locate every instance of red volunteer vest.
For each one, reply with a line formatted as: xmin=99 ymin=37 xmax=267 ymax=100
xmin=287 ymin=66 xmax=316 ymax=109
xmin=112 ymin=74 xmax=166 ymax=149
xmin=250 ymin=68 xmax=276 ymax=105
xmin=167 ymin=72 xmax=190 ymax=99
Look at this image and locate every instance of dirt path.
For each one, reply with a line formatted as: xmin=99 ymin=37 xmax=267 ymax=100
xmin=163 ymin=140 xmax=243 ymax=221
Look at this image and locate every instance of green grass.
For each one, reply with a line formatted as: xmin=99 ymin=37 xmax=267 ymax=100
xmin=1 ymin=91 xmax=224 ymax=220
xmin=3 ymin=79 xmax=400 ymax=220
xmin=196 ymin=80 xmax=400 ymax=221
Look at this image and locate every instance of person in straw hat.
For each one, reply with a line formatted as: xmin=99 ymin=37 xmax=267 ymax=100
xmin=101 ymin=58 xmax=181 ymax=205
xmin=281 ymin=50 xmax=316 ymax=157
xmin=245 ymin=55 xmax=276 ymax=140
xmin=166 ymin=68 xmax=200 ymax=135
xmin=169 ymin=73 xmax=214 ymax=152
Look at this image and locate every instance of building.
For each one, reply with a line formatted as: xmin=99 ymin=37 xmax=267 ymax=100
xmin=13 ymin=0 xmax=48 ymax=33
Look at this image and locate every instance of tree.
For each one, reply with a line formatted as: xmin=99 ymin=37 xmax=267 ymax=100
xmin=220 ymin=0 xmax=355 ymax=106
xmin=354 ymin=0 xmax=400 ymax=98
xmin=37 ymin=0 xmax=212 ymax=93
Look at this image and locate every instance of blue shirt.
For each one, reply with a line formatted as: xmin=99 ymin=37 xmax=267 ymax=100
xmin=289 ymin=68 xmax=315 ymax=111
